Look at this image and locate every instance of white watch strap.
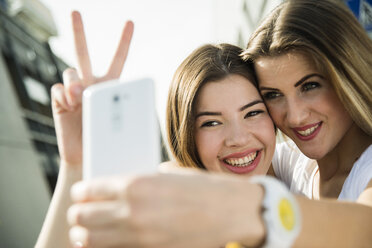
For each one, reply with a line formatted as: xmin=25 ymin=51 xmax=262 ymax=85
xmin=250 ymin=176 xmax=301 ymax=248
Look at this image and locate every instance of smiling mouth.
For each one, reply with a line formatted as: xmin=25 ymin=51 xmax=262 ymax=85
xmin=295 ymin=123 xmax=321 ymax=137
xmin=224 ymin=151 xmax=258 ymax=167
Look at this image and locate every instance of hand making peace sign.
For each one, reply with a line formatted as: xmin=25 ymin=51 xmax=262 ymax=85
xmin=51 ymin=11 xmax=134 ymax=170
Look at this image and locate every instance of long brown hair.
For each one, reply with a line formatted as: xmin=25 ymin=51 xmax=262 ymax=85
xmin=166 ymin=43 xmax=256 ymax=168
xmin=242 ymin=0 xmax=372 ymax=136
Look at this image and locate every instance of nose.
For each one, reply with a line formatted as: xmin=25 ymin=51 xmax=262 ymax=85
xmin=224 ymin=121 xmax=251 ymax=147
xmin=285 ymin=97 xmax=310 ymax=127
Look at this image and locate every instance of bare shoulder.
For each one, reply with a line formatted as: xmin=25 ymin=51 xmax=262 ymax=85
xmin=159 ymin=160 xmax=181 ymax=169
xmin=158 ymin=160 xmax=185 ymax=173
xmin=158 ymin=161 xmax=204 ymax=175
xmin=357 ymin=179 xmax=372 ymax=207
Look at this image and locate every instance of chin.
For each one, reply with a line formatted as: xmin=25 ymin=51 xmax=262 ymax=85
xmin=301 ymin=149 xmax=326 ymax=160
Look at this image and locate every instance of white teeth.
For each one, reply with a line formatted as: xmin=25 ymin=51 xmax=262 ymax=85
xmin=297 ymin=124 xmax=319 ymax=136
xmin=225 ymin=152 xmax=258 ymax=167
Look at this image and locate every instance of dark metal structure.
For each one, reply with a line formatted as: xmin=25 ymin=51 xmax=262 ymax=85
xmin=0 ymin=4 xmax=67 ymax=247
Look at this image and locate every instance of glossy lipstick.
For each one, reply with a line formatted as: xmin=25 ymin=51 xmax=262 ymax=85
xmin=292 ymin=122 xmax=322 ymax=141
xmin=221 ymin=149 xmax=262 ymax=174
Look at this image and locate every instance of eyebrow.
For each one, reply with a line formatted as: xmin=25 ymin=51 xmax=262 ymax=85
xmin=259 ymin=73 xmax=324 ymax=91
xmin=239 ymin=100 xmax=264 ymax=111
xmin=294 ymin=73 xmax=324 ymax=87
xmin=195 ymin=99 xmax=264 ymax=119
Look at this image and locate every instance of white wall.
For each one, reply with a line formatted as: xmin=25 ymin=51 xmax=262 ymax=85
xmin=40 ymin=0 xmax=282 ymax=133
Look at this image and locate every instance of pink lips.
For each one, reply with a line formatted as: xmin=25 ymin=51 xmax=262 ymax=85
xmin=292 ymin=122 xmax=322 ymax=141
xmin=221 ymin=149 xmax=262 ymax=174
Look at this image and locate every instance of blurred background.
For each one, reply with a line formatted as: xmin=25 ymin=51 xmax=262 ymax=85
xmin=0 ymin=0 xmax=370 ymax=247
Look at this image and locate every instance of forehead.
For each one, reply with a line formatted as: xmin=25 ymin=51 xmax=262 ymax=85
xmin=195 ymin=74 xmax=260 ymax=110
xmin=254 ymin=52 xmax=317 ymax=84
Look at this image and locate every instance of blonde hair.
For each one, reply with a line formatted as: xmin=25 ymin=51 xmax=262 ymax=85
xmin=242 ymin=0 xmax=372 ymax=136
xmin=166 ymin=44 xmax=256 ymax=169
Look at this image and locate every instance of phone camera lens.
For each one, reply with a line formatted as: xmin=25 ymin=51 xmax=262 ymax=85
xmin=113 ymin=95 xmax=120 ymax=102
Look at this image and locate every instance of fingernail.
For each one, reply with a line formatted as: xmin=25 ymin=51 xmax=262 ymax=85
xmin=74 ymin=241 xmax=84 ymax=248
xmin=71 ymin=182 xmax=85 ymax=201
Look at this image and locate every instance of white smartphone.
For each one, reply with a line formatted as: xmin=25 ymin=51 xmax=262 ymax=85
xmin=82 ymin=78 xmax=161 ymax=180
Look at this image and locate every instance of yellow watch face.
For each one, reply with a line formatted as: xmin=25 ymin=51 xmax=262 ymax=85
xmin=225 ymin=242 xmax=245 ymax=248
xmin=278 ymin=198 xmax=295 ymax=230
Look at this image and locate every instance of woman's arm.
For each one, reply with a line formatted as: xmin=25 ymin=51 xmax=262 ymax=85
xmin=35 ymin=164 xmax=81 ymax=248
xmin=67 ymin=172 xmax=372 ymax=248
xmin=295 ymin=192 xmax=372 ymax=247
xmin=35 ymin=11 xmax=134 ymax=247
xmin=67 ymin=172 xmax=266 ymax=248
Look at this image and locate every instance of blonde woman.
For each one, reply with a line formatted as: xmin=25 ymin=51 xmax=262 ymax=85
xmin=242 ymin=0 xmax=372 ymax=202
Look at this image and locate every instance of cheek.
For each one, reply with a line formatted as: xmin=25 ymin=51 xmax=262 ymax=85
xmin=265 ymin=104 xmax=285 ymax=127
xmin=249 ymin=117 xmax=276 ymax=152
xmin=321 ymin=92 xmax=353 ymax=129
xmin=259 ymin=118 xmax=276 ymax=153
xmin=249 ymin=118 xmax=276 ymax=173
xmin=324 ymin=91 xmax=347 ymax=117
xmin=194 ymin=130 xmax=220 ymax=166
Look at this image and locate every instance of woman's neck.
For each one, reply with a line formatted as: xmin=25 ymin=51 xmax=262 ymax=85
xmin=316 ymin=123 xmax=372 ymax=198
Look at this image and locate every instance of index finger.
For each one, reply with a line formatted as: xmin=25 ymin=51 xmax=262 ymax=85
xmin=71 ymin=11 xmax=94 ymax=85
xmin=71 ymin=176 xmax=135 ymax=202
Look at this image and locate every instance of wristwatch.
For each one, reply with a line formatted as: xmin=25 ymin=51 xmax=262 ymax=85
xmin=225 ymin=176 xmax=301 ymax=248
xmin=250 ymin=176 xmax=301 ymax=248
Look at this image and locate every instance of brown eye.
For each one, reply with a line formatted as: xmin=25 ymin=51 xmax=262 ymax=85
xmin=245 ymin=110 xmax=264 ymax=118
xmin=302 ymin=82 xmax=320 ymax=92
xmin=262 ymin=91 xmax=281 ymax=100
xmin=201 ymin=121 xmax=220 ymax=128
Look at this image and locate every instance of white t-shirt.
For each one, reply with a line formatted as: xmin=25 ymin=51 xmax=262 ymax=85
xmin=272 ymin=140 xmax=317 ymax=199
xmin=338 ymin=145 xmax=372 ymax=201
xmin=272 ymin=141 xmax=372 ymax=201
